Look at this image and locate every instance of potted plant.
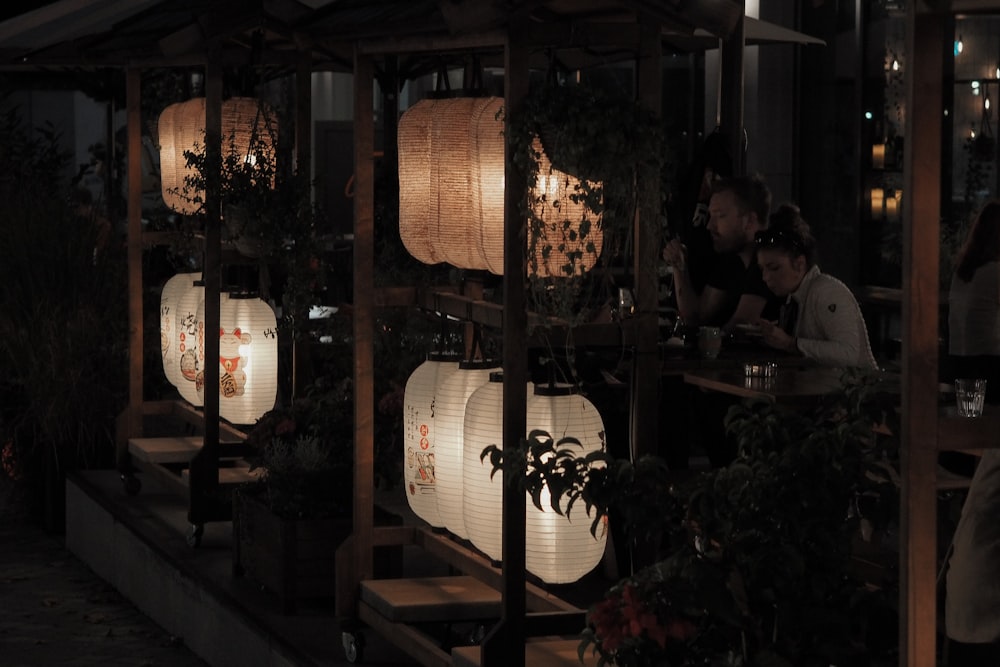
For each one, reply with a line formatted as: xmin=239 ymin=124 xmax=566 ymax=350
xmin=232 ymin=383 xmax=356 ymax=613
xmin=484 ymin=370 xmax=901 ymax=666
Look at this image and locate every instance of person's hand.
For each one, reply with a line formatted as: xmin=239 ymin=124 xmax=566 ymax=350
xmin=662 ymin=238 xmax=687 ymax=273
xmin=758 ymin=318 xmax=796 ymax=353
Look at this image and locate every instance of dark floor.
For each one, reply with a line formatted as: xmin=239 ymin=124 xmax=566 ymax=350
xmin=0 ymin=475 xmax=209 ymax=667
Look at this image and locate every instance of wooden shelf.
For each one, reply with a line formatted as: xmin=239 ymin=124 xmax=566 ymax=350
xmin=360 ymin=576 xmax=501 ymax=623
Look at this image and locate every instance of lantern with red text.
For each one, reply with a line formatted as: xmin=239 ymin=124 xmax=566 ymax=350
xmin=402 ymin=352 xmax=462 ymax=528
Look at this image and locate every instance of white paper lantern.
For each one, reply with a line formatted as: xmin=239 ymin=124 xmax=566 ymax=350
xmin=463 ymin=380 xmax=608 ymax=583
xmin=174 ymin=280 xmax=205 ymax=406
xmin=158 ymin=97 xmax=276 ymax=214
xmin=433 ymin=358 xmax=501 ymax=539
xmin=462 ymin=373 xmax=525 ymax=562
xmin=197 ymin=293 xmax=278 ymax=424
xmin=403 ymin=352 xmax=462 ymax=527
xmin=160 ymin=272 xmax=199 ymax=387
xmin=524 ymin=383 xmax=608 ymax=584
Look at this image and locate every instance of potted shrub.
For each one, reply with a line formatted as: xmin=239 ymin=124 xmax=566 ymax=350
xmin=232 ymin=384 xmax=356 ymax=613
xmin=484 ymin=370 xmax=901 ymax=666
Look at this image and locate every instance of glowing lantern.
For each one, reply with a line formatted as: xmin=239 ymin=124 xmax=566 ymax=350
xmin=397 ymin=97 xmax=601 ymax=276
xmin=463 ymin=381 xmax=608 ymax=584
xmin=174 ymin=280 xmax=205 ymax=406
xmin=196 ymin=293 xmax=278 ymax=424
xmin=160 ymin=272 xmax=200 ymax=387
xmin=432 ymin=358 xmax=501 ymax=539
xmin=158 ymin=97 xmax=275 ymax=214
xmin=402 ymin=352 xmax=463 ymax=527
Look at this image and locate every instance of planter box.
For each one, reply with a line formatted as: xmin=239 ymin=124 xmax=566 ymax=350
xmin=232 ymin=492 xmax=352 ymax=614
xmin=232 ymin=492 xmax=401 ymax=614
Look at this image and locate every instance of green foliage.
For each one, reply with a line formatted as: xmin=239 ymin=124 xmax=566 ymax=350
xmin=505 ymin=80 xmax=669 ymax=326
xmin=0 ymin=100 xmax=128 ymax=520
xmin=487 ymin=370 xmax=900 ymax=666
xmin=175 ymin=99 xmax=325 ymax=334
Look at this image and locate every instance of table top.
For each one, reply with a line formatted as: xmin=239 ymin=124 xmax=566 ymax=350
xmin=682 ymin=365 xmax=848 ymax=401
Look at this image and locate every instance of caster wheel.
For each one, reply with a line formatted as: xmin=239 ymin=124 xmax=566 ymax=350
xmin=342 ymin=631 xmax=365 ymax=663
xmin=121 ymin=474 xmax=141 ymax=496
xmin=469 ymin=623 xmax=487 ymax=645
xmin=186 ymin=523 xmax=204 ymax=548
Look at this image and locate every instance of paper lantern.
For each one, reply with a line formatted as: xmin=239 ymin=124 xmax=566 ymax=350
xmin=174 ymin=280 xmax=205 ymax=406
xmin=158 ymin=97 xmax=275 ymax=214
xmin=463 ymin=381 xmax=608 ymax=584
xmin=524 ymin=383 xmax=607 ymax=584
xmin=402 ymin=352 xmax=463 ymax=527
xmin=197 ymin=293 xmax=278 ymax=424
xmin=160 ymin=272 xmax=200 ymax=387
xmin=397 ymin=97 xmax=601 ymax=276
xmin=432 ymin=358 xmax=501 ymax=539
xmin=529 ymin=137 xmax=603 ymax=278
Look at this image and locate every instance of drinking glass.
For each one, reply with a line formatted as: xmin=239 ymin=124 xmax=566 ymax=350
xmin=955 ymin=378 xmax=987 ymax=417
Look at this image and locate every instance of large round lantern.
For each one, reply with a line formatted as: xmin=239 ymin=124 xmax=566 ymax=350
xmin=160 ymin=272 xmax=200 ymax=388
xmin=432 ymin=358 xmax=501 ymax=539
xmin=523 ymin=383 xmax=607 ymax=583
xmin=398 ymin=96 xmax=505 ymax=273
xmin=463 ymin=380 xmax=608 ymax=584
xmin=174 ymin=280 xmax=205 ymax=406
xmin=402 ymin=351 xmax=463 ymax=528
xmin=197 ymin=292 xmax=278 ymax=425
xmin=158 ymin=97 xmax=276 ymax=214
xmin=397 ymin=97 xmax=602 ymax=277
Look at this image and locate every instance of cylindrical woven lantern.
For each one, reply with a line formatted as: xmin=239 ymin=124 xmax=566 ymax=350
xmin=160 ymin=272 xmax=200 ymax=388
xmin=432 ymin=358 xmax=501 ymax=539
xmin=397 ymin=97 xmax=601 ymax=277
xmin=158 ymin=97 xmax=276 ymax=214
xmin=174 ymin=280 xmax=205 ymax=406
xmin=398 ymin=96 xmax=506 ymax=273
xmin=403 ymin=351 xmax=463 ymax=528
xmin=197 ymin=293 xmax=278 ymax=425
xmin=523 ymin=383 xmax=607 ymax=584
xmin=529 ymin=137 xmax=603 ymax=278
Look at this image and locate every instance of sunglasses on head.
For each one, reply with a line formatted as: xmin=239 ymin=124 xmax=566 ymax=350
xmin=755 ymin=229 xmax=804 ymax=253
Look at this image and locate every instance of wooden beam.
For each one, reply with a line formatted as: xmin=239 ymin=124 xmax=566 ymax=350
xmin=900 ymin=9 xmax=945 ymax=667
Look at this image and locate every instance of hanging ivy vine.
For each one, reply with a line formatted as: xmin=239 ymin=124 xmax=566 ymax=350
xmin=505 ymin=79 xmax=669 ymax=328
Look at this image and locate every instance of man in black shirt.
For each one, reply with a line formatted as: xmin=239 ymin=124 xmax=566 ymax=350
xmin=663 ymin=174 xmax=780 ymax=328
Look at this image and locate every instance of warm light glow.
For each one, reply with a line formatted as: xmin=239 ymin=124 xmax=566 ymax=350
xmin=158 ymin=97 xmax=276 ymax=215
xmin=892 ymin=58 xmax=900 ymax=72
xmin=886 ymin=190 xmax=902 ymax=223
xmin=174 ymin=282 xmax=205 ymax=406
xmin=463 ymin=380 xmax=608 ymax=584
xmin=871 ymin=188 xmax=885 ymax=220
xmin=871 ymin=143 xmax=886 ymax=170
xmin=432 ymin=359 xmax=501 ymax=539
xmin=398 ymin=96 xmax=603 ymax=276
xmin=403 ymin=353 xmax=462 ymax=528
xmin=196 ymin=293 xmax=278 ymax=424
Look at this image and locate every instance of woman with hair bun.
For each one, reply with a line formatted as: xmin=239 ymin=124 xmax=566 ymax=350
xmin=754 ymin=203 xmax=877 ymax=368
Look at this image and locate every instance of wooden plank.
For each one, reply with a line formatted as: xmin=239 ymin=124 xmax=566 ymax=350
xmin=360 ymin=576 xmax=501 ymax=623
xmin=128 ymin=436 xmax=202 ymax=463
xmin=125 ymin=67 xmax=143 ymax=452
xmin=453 ymin=639 xmax=600 ymax=667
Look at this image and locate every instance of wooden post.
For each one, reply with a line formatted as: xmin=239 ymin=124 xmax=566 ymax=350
xmin=188 ymin=57 xmax=222 ymax=528
xmin=481 ymin=22 xmax=529 ymax=667
xmin=900 ymin=7 xmax=944 ymax=667
xmin=631 ymin=18 xmax=661 ymax=464
xmin=351 ymin=48 xmax=377 ymax=606
xmin=719 ymin=3 xmax=745 ymax=175
xmin=125 ymin=67 xmax=144 ymax=457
